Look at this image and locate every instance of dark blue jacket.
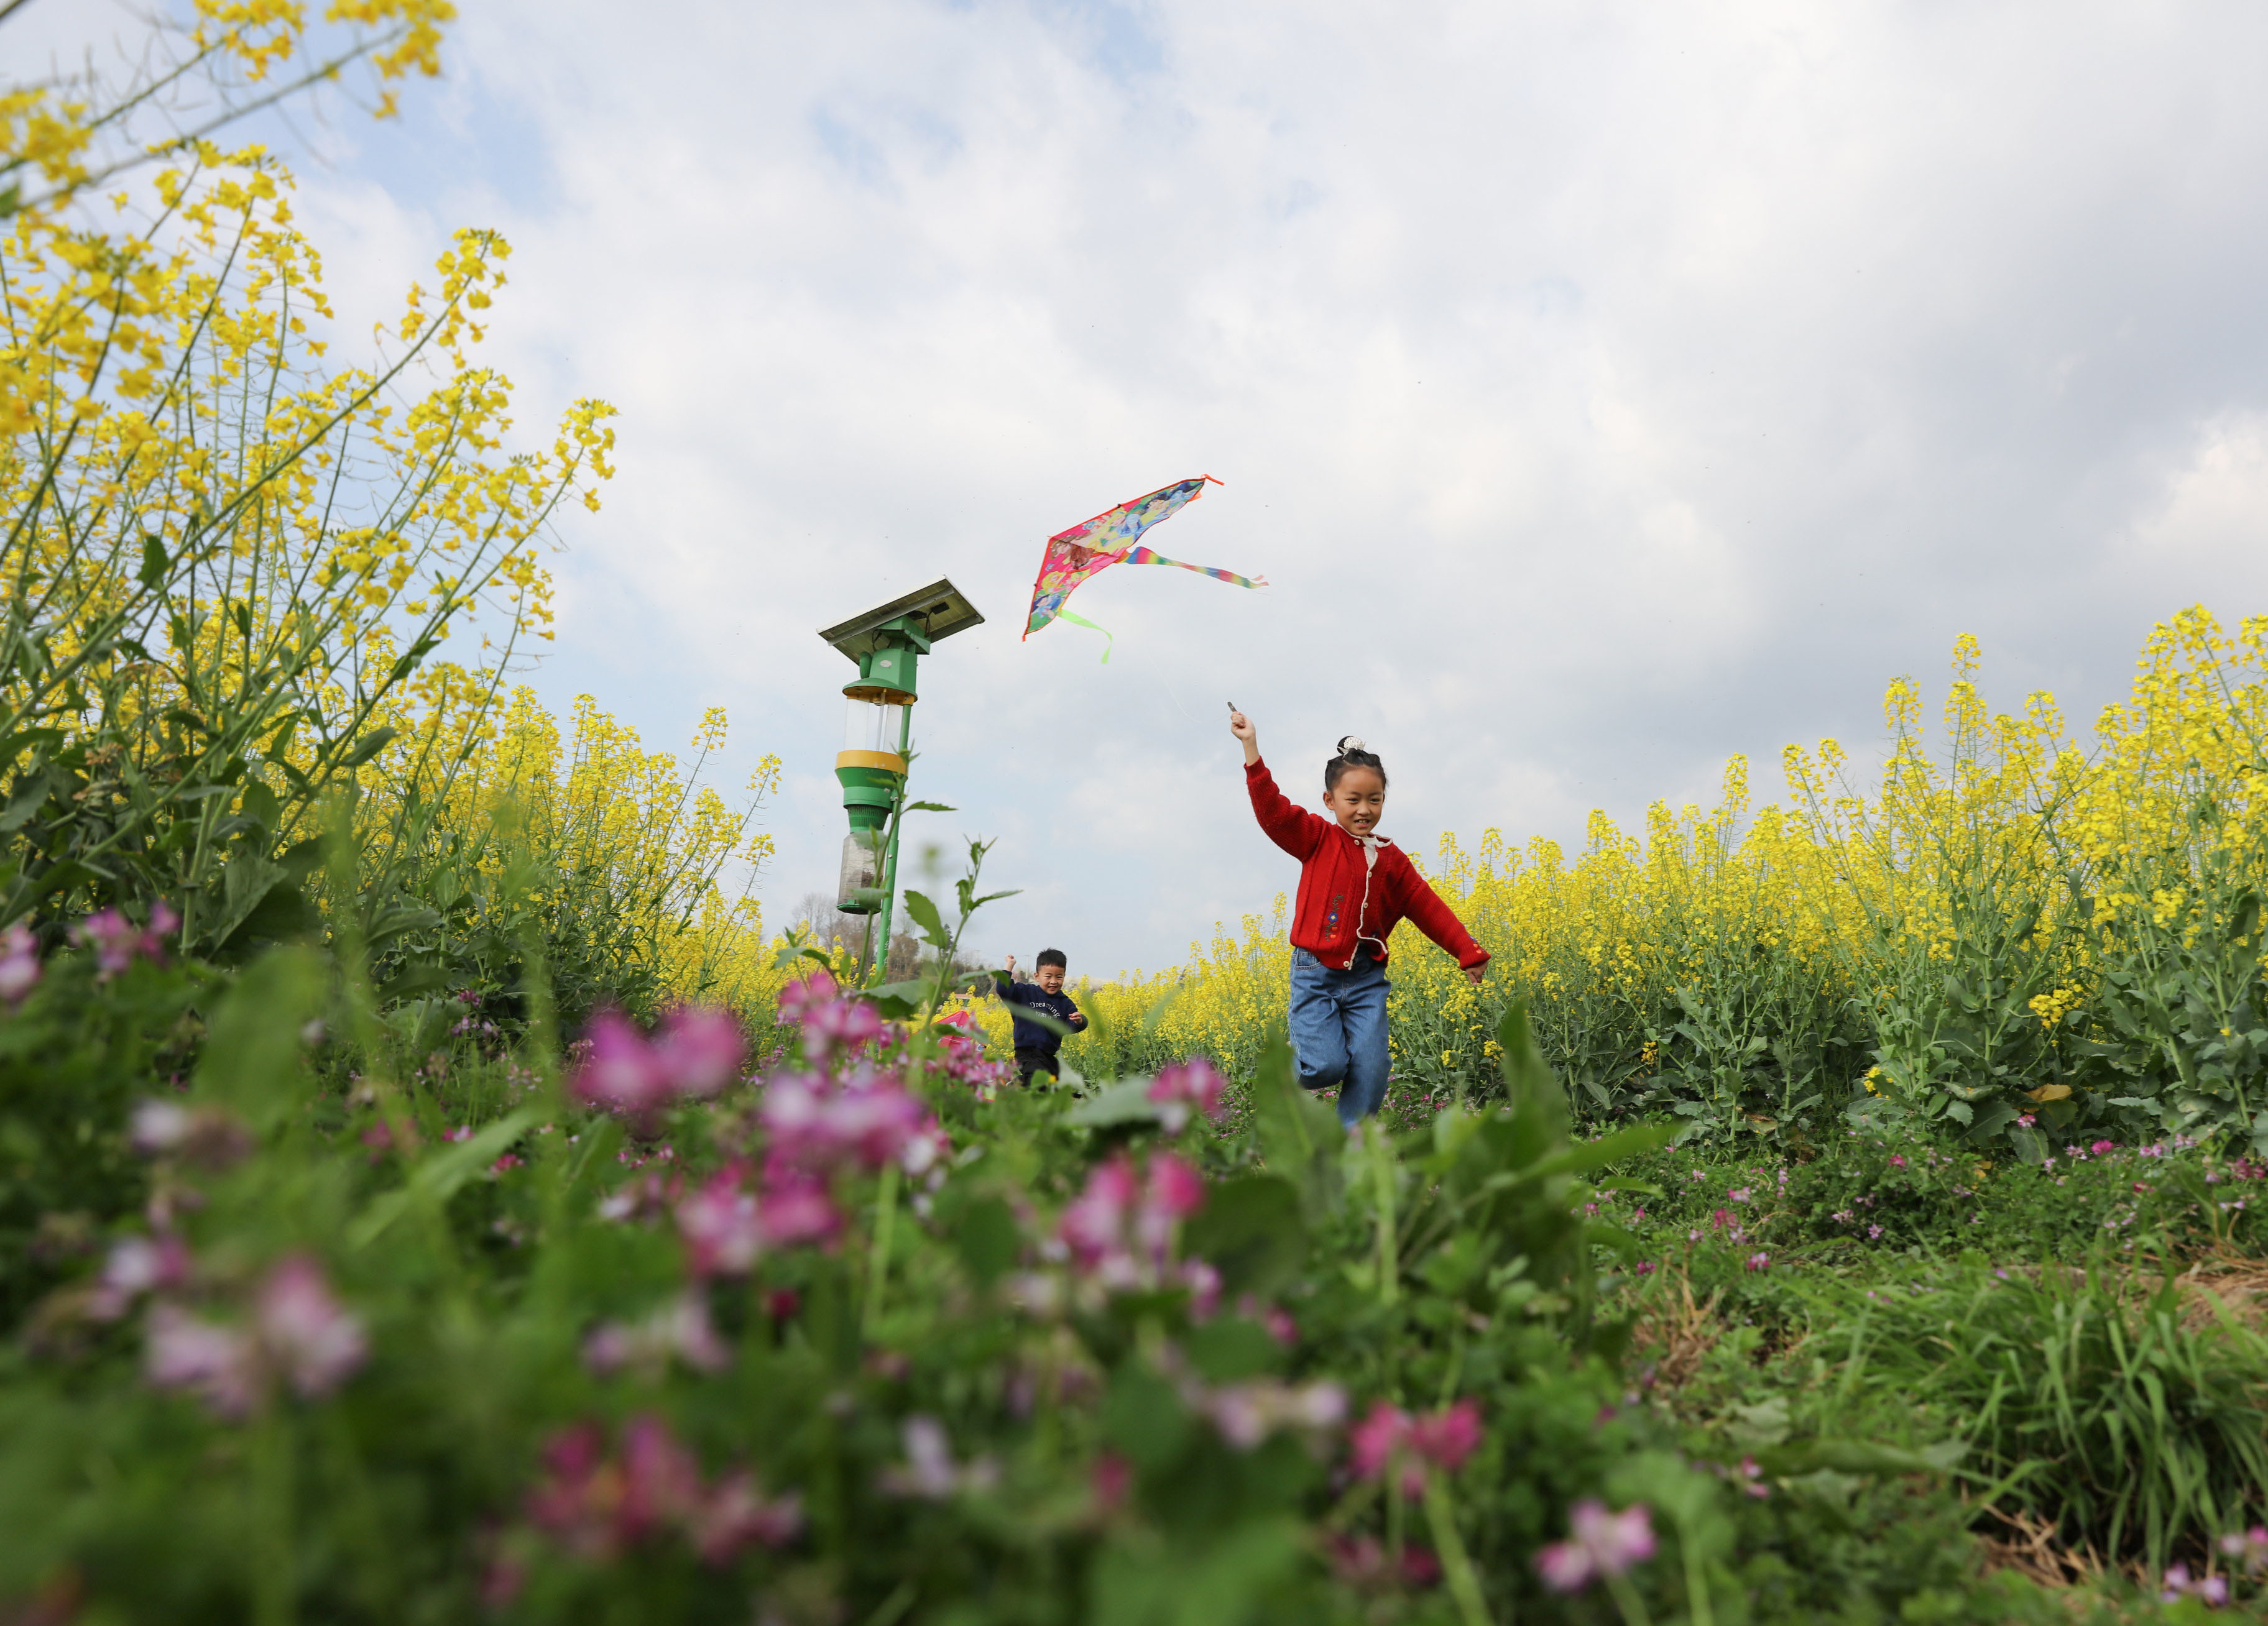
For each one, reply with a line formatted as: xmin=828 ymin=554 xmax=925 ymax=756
xmin=992 ymin=973 xmax=1084 ymax=1055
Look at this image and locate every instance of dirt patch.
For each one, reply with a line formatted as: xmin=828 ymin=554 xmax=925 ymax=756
xmin=1630 ymin=1274 xmax=1723 ymax=1392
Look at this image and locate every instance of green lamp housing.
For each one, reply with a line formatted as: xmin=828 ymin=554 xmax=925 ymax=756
xmin=818 ymin=581 xmax=983 ymax=916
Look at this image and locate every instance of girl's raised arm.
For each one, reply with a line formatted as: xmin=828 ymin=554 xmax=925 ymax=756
xmin=1227 ymin=707 xmax=1260 ymax=766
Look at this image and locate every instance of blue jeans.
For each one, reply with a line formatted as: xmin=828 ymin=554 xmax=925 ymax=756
xmin=1288 ymin=948 xmax=1391 ymax=1129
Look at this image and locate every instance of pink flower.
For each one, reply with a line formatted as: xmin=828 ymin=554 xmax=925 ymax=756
xmin=2016 ymin=1113 xmax=2036 ymax=1128
xmin=256 ymin=1255 xmax=368 ymax=1399
xmin=129 ymin=1100 xmax=253 ymax=1167
xmin=2091 ymin=1139 xmax=2116 ymax=1155
xmin=1889 ymin=1155 xmax=1907 ymax=1169
xmin=758 ymin=1068 xmax=936 ymax=1175
xmin=1148 ymin=1059 xmax=1229 ymax=1132
xmin=800 ymin=995 xmax=887 ymax=1062
xmin=774 ymin=968 xmax=841 ymax=1025
xmin=1409 ymin=1399 xmax=1483 ymax=1473
xmin=1350 ymin=1398 xmax=1483 ymax=1495
xmin=73 ymin=904 xmax=175 ymax=978
xmin=145 ymin=1306 xmax=260 ymax=1417
xmin=571 ymin=1009 xmax=673 ymax=1123
xmin=1061 ymin=1155 xmax=1140 ymax=1267
xmin=755 ymin=1170 xmax=841 ymax=1247
xmin=0 ymin=922 xmax=40 ymax=1004
xmin=1056 ymin=1151 xmax=1210 ymax=1292
xmin=689 ymin=1472 xmax=804 ymax=1563
xmin=880 ymin=1415 xmax=998 ymax=1499
xmin=90 ymin=1233 xmax=192 ymax=1319
xmin=652 ymin=1006 xmax=746 ymax=1098
xmin=1091 ymin=1452 xmax=1133 ymax=1512
xmin=585 ymin=1292 xmax=730 ymax=1377
xmin=1535 ymin=1500 xmax=1657 ymax=1593
xmin=677 ymin=1172 xmax=766 ymax=1276
xmin=1745 ymin=1252 xmax=1770 ymax=1272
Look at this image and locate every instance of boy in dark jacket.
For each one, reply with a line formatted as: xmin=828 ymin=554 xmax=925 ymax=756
xmin=992 ymin=949 xmax=1087 ymax=1085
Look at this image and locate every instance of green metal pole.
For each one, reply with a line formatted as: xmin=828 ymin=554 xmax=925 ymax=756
xmin=865 ymin=701 xmax=915 ymax=988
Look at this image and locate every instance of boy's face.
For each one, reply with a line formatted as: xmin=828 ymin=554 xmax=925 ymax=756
xmin=1322 ymin=766 xmax=1386 ymax=838
xmin=1036 ymin=963 xmax=1066 ymax=993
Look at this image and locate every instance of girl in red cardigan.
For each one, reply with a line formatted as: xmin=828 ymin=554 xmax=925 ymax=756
xmin=1227 ymin=709 xmax=1488 ymax=1129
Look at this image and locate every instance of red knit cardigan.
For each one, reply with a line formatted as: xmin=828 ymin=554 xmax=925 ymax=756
xmin=1245 ymin=759 xmax=1489 ymax=972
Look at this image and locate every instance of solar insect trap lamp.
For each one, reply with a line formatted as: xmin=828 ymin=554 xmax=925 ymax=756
xmin=818 ymin=579 xmax=983 ymax=980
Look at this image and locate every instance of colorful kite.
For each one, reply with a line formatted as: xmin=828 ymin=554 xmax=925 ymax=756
xmin=1021 ymin=475 xmax=1266 ymax=661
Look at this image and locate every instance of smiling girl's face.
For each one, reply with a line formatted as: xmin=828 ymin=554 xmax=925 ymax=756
xmin=1322 ymin=765 xmax=1386 ymax=838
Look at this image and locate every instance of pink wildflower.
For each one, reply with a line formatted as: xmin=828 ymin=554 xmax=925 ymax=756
xmin=1350 ymin=1398 xmax=1483 ymax=1495
xmin=676 ymin=1172 xmax=766 ymax=1276
xmin=773 ymin=968 xmax=841 ymax=1026
xmin=1535 ymin=1499 xmax=1657 ymax=1594
xmin=570 ymin=1009 xmax=673 ymax=1123
xmin=90 ymin=1233 xmax=191 ymax=1320
xmin=1148 ymin=1059 xmax=1229 ymax=1132
xmin=652 ymin=1006 xmax=746 ymax=1098
xmin=256 ymin=1255 xmax=369 ymax=1399
xmin=800 ymin=995 xmax=887 ymax=1062
xmin=129 ymin=1099 xmax=253 ymax=1167
xmin=0 ymin=922 xmax=40 ymax=1004
xmin=2091 ymin=1139 xmax=2116 ymax=1155
xmin=73 ymin=904 xmax=177 ymax=978
xmin=145 ymin=1306 xmax=260 ymax=1417
xmin=1745 ymin=1252 xmax=1770 ymax=1272
xmin=584 ymin=1292 xmax=730 ymax=1377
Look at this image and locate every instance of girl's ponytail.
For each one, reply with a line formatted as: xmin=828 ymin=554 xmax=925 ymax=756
xmin=1324 ymin=735 xmax=1388 ymax=792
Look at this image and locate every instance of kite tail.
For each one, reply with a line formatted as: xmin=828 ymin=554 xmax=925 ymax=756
xmin=1054 ymin=608 xmax=1115 ymax=664
xmin=1123 ymin=545 xmax=1268 ymax=589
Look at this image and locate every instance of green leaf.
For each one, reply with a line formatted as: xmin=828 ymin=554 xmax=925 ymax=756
xmin=865 ymin=980 xmax=930 ymax=1019
xmin=950 ymin=1195 xmax=1021 ymax=1290
xmin=1064 ymin=1076 xmax=1164 ymax=1129
xmin=348 ymin=1107 xmax=545 ymax=1251
xmin=339 ymin=727 xmax=397 ymax=769
xmin=191 ymin=946 xmax=324 ymax=1132
xmin=901 ymin=889 xmax=952 ymax=950
xmin=1250 ymin=1030 xmax=1343 ymax=1224
xmin=1182 ymin=1175 xmax=1306 ymax=1298
xmin=138 ymin=535 xmax=168 ymax=590
xmin=903 ymin=801 xmax=955 ymax=814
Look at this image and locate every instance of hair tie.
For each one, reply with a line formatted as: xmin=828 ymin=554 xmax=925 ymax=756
xmin=1336 ymin=735 xmax=1367 ymax=756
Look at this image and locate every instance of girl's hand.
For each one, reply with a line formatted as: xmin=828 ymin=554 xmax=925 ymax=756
xmin=1228 ymin=709 xmax=1260 ymax=765
xmin=1464 ymin=962 xmax=1486 ymax=988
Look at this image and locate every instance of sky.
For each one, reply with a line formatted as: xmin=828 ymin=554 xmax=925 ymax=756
xmin=28 ymin=1 xmax=2268 ymax=975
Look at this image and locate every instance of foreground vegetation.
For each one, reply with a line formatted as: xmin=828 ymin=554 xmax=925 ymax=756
xmin=6 ymin=7 xmax=2267 ymax=1623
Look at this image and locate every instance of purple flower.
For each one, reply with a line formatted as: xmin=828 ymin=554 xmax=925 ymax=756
xmin=1745 ymin=1252 xmax=1770 ymax=1272
xmin=0 ymin=923 xmax=40 ymax=1004
xmin=1535 ymin=1500 xmax=1657 ymax=1593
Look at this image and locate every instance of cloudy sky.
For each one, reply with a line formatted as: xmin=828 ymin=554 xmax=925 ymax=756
xmin=38 ymin=1 xmax=2268 ymax=973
